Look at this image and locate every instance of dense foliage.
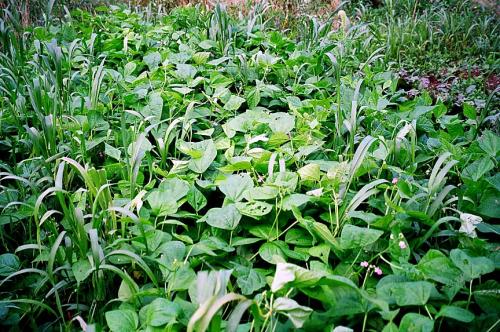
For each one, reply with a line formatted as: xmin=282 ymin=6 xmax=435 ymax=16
xmin=0 ymin=2 xmax=498 ymax=331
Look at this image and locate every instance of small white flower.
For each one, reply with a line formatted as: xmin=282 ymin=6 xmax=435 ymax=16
xmin=459 ymin=213 xmax=482 ymax=238
xmin=306 ymin=188 xmax=323 ymax=197
xmin=460 ymin=213 xmax=482 ymax=225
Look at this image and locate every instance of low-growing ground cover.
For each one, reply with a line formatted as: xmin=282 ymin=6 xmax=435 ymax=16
xmin=0 ymin=2 xmax=499 ymax=331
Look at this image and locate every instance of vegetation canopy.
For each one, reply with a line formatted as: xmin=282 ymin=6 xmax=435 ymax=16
xmin=0 ymin=1 xmax=498 ymax=331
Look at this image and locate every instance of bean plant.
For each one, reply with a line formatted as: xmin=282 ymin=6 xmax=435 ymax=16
xmin=0 ymin=2 xmax=498 ymax=332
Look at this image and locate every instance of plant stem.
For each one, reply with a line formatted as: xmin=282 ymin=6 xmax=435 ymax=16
xmin=466 ymin=280 xmax=473 ymax=310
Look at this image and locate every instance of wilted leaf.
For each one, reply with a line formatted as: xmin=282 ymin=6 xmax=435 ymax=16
xmin=273 ymin=297 xmax=313 ymax=328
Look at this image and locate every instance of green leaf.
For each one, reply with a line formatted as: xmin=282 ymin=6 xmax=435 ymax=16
xmin=417 ymin=250 xmax=462 ymax=285
xmin=236 ymin=267 xmax=266 ymax=295
xmin=269 ymin=172 xmax=298 ymax=193
xmin=193 ymin=51 xmax=210 ymax=65
xmin=246 ymin=87 xmax=260 ymax=109
xmin=462 ymin=157 xmax=494 ymax=181
xmin=179 ymin=139 xmax=217 ymax=173
xmin=158 ymin=241 xmax=186 ymax=267
xmin=478 ymin=189 xmax=500 ymax=217
xmin=139 ymin=298 xmax=181 ymax=327
xmin=259 ymin=242 xmax=286 ymax=264
xmin=308 ymin=244 xmax=330 ymax=264
xmin=118 ymin=280 xmax=134 ymax=301
xmin=377 ymin=281 xmax=434 ymax=306
xmin=297 ymin=163 xmax=320 ymax=181
xmin=478 ymin=130 xmax=500 ymax=158
xmin=0 ymin=253 xmax=20 ymax=277
xmin=286 ymin=96 xmax=303 ymax=111
xmin=399 ymin=313 xmax=433 ymax=332
xmin=147 ymin=178 xmax=190 ymax=216
xmin=477 ymin=222 xmax=500 ymax=235
xmin=72 ymin=259 xmax=92 ymax=284
xmin=104 ymin=143 xmax=121 ymax=161
xmin=474 ymin=288 xmax=500 ymax=314
xmin=204 ymin=204 xmax=242 ymax=230
xmin=159 ymin=178 xmax=190 ymax=201
xmin=124 ymin=61 xmax=137 ymax=77
xmin=282 ymin=194 xmax=312 ymax=211
xmin=219 ymin=173 xmax=254 ymax=202
xmin=223 ymin=109 xmax=269 ymax=136
xmin=187 ymin=185 xmax=207 ymax=212
xmin=485 ymin=173 xmax=500 ymax=191
xmin=340 ymin=225 xmax=383 ymax=249
xmin=172 ymin=87 xmax=193 ymax=95
xmin=244 ymin=186 xmax=279 ymax=201
xmin=105 ymin=310 xmax=139 ymax=332
xmin=285 ymin=229 xmax=313 ymax=246
xmin=273 ymin=297 xmax=313 ymax=328
xmin=224 ymin=95 xmax=246 ymax=111
xmin=450 ymin=249 xmax=494 ymax=281
xmin=168 ymin=264 xmax=196 ymax=291
xmin=144 ymin=51 xmax=161 ymax=70
xmin=268 ymin=112 xmax=295 ymax=134
xmin=436 ymin=305 xmax=474 ymax=322
xmin=235 ymin=201 xmax=273 ymax=218
xmin=199 ymin=40 xmax=216 ymax=50
xmin=271 ymin=263 xmax=323 ymax=292
xmin=463 ymin=102 xmax=476 ymax=119
xmin=141 ymin=91 xmax=163 ymax=122
xmin=175 ymin=63 xmax=197 ymax=80
xmin=382 ymin=323 xmax=398 ymax=332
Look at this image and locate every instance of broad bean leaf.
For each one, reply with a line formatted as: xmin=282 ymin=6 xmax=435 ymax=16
xmin=282 ymin=194 xmax=312 ymax=211
xmin=144 ymin=51 xmax=161 ymax=70
xmin=179 ymin=139 xmax=217 ymax=173
xmin=72 ymin=259 xmax=92 ymax=284
xmin=436 ymin=305 xmax=475 ymax=323
xmin=272 ymin=297 xmax=313 ymax=328
xmin=187 ymin=185 xmax=207 ymax=212
xmin=417 ymin=250 xmax=462 ymax=285
xmin=235 ymin=267 xmax=266 ymax=295
xmin=268 ymin=112 xmax=295 ymax=134
xmin=340 ymin=225 xmax=383 ymax=249
xmin=175 ymin=63 xmax=197 ymax=80
xmin=204 ymin=204 xmax=242 ymax=230
xmin=235 ymin=201 xmax=273 ymax=218
xmin=450 ymin=249 xmax=494 ymax=281
xmin=219 ymin=173 xmax=254 ymax=202
xmin=399 ymin=313 xmax=433 ymax=332
xmin=377 ymin=281 xmax=434 ymax=306
xmin=105 ymin=310 xmax=139 ymax=332
xmin=0 ymin=253 xmax=20 ymax=277
xmin=139 ymin=298 xmax=181 ymax=327
xmin=478 ymin=130 xmax=500 ymax=158
xmin=147 ymin=178 xmax=190 ymax=216
xmin=224 ymin=95 xmax=246 ymax=111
